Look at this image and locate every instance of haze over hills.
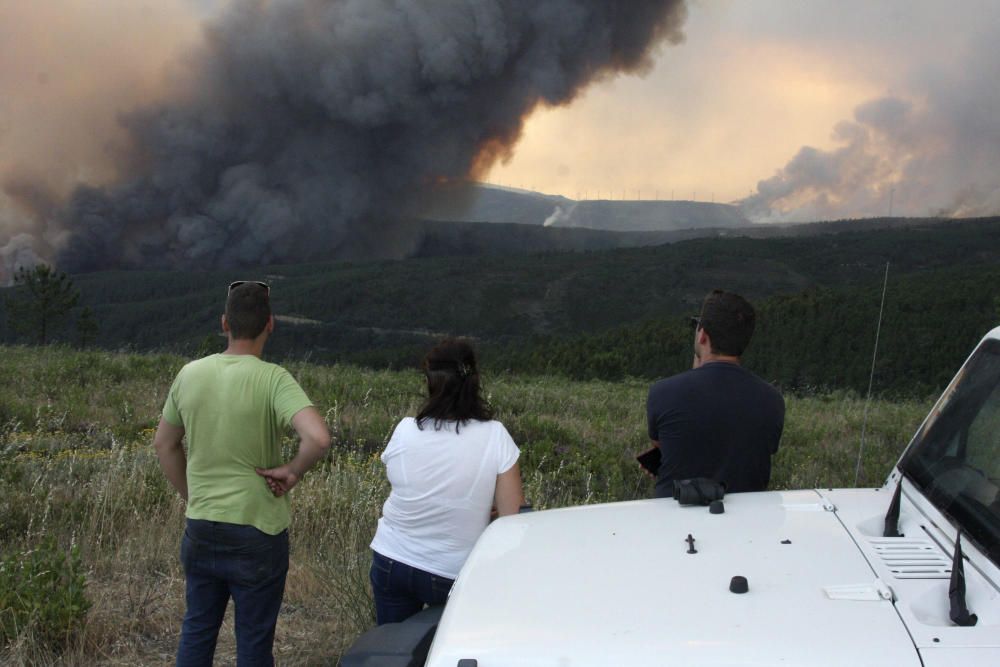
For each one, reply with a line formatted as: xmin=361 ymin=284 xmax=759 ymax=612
xmin=422 ymin=183 xmax=749 ymax=231
xmin=544 ymin=199 xmax=748 ymax=232
xmin=397 ymin=219 xmax=741 ymax=258
xmin=421 ymin=184 xmax=571 ymax=226
xmin=382 ymin=215 xmax=970 ymax=261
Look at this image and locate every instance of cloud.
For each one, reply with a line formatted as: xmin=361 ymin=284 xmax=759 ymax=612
xmin=0 ymin=0 xmax=201 ymax=273
xmin=1 ymin=0 xmax=688 ymax=272
xmin=742 ymin=20 xmax=1000 ymax=221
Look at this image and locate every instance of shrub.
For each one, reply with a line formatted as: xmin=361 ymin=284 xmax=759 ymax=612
xmin=0 ymin=538 xmax=90 ymax=649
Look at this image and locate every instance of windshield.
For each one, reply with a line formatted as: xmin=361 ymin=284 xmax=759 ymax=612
xmin=900 ymin=337 xmax=1000 ymax=565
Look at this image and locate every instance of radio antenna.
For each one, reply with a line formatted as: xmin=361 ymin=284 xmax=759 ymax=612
xmin=854 ymin=261 xmax=890 ymax=487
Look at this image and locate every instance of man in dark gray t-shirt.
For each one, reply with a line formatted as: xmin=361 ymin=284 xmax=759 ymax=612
xmin=646 ymin=290 xmax=784 ymax=498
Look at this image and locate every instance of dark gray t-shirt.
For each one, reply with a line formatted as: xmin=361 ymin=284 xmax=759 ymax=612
xmin=646 ymin=361 xmax=785 ymax=498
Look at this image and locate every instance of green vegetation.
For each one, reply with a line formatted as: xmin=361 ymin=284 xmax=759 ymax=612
xmin=0 ymin=345 xmax=930 ymax=663
xmin=0 ymin=539 xmax=89 ymax=650
xmin=2 ymin=217 xmax=998 ymax=397
xmin=4 ymin=265 xmax=79 ymax=345
xmin=74 ymin=307 xmax=98 ymax=348
xmin=497 ymin=264 xmax=1000 ymax=396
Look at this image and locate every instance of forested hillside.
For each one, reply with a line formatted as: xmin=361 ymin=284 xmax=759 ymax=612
xmin=1 ymin=217 xmax=998 ymax=396
xmin=495 ymin=265 xmax=1000 ymax=396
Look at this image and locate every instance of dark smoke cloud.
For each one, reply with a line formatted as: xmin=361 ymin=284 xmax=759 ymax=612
xmin=5 ymin=0 xmax=687 ymax=274
xmin=0 ymin=0 xmax=203 ymax=284
xmin=742 ymin=29 xmax=1000 ymax=222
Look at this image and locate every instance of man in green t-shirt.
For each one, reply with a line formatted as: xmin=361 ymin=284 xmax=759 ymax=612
xmin=153 ymin=281 xmax=330 ymax=666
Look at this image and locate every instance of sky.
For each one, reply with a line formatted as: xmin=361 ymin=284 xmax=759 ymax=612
xmin=485 ymin=0 xmax=1000 ymax=219
xmin=1 ymin=0 xmax=998 ymax=278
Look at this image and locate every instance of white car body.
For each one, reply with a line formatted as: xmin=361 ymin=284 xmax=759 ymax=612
xmin=425 ymin=327 xmax=1000 ymax=667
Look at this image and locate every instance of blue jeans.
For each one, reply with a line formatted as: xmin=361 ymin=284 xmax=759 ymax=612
xmin=176 ymin=519 xmax=289 ymax=667
xmin=369 ymin=550 xmax=454 ymax=625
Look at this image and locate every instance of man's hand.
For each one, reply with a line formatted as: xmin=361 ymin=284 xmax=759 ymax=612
xmin=638 ymin=441 xmax=660 ymax=479
xmin=256 ymin=407 xmax=331 ymax=498
xmin=255 ymin=466 xmax=299 ymax=497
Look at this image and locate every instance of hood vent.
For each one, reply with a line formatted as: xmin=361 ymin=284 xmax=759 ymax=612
xmin=867 ymin=537 xmax=951 ymax=579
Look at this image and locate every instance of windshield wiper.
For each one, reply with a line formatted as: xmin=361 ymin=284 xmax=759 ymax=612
xmin=949 ymin=531 xmax=978 ymax=627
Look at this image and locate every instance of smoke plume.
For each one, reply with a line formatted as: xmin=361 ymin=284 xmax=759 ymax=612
xmin=742 ymin=29 xmax=1000 ymax=222
xmin=0 ymin=0 xmax=687 ymax=279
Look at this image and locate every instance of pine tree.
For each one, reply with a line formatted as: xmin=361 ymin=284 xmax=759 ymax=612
xmin=4 ymin=265 xmax=80 ymax=344
xmin=76 ymin=306 xmax=99 ymax=347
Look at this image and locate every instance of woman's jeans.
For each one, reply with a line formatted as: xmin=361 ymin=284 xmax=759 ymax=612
xmin=176 ymin=519 xmax=289 ymax=667
xmin=370 ymin=550 xmax=454 ymax=625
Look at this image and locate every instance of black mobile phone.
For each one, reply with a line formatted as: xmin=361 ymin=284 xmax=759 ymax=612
xmin=636 ymin=447 xmax=661 ymax=475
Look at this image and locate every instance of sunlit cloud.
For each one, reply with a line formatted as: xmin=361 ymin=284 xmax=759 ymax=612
xmin=490 ymin=0 xmax=1000 ymax=221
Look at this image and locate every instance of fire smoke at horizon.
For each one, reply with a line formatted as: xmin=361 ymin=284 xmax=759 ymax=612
xmin=0 ymin=0 xmax=688 ymax=281
xmin=741 ymin=28 xmax=1000 ymax=222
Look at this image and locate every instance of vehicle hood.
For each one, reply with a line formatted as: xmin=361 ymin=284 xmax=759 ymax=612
xmin=426 ymin=490 xmax=921 ymax=667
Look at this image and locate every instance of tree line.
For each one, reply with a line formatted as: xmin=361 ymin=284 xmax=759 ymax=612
xmin=487 ymin=267 xmax=1000 ymax=397
xmin=3 ymin=217 xmax=1000 ymax=398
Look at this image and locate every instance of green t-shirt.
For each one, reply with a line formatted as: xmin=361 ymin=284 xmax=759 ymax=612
xmin=161 ymin=354 xmax=313 ymax=535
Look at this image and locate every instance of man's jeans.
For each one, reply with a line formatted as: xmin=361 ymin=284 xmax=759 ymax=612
xmin=370 ymin=550 xmax=454 ymax=625
xmin=176 ymin=519 xmax=289 ymax=667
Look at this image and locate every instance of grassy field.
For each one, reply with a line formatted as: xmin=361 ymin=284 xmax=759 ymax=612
xmin=0 ymin=345 xmax=933 ymax=665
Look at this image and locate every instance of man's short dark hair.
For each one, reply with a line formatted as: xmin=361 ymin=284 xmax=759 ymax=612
xmin=225 ymin=282 xmax=271 ymax=340
xmin=699 ymin=289 xmax=755 ymax=356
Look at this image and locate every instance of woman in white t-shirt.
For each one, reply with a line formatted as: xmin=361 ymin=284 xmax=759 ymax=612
xmin=369 ymin=339 xmax=523 ymax=625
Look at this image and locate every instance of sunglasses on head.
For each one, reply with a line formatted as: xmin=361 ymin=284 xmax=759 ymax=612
xmin=228 ymin=280 xmax=270 ymax=295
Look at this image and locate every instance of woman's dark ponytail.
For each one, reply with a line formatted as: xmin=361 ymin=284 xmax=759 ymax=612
xmin=416 ymin=339 xmax=494 ymax=431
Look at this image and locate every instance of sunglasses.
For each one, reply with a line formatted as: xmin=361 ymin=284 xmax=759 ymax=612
xmin=228 ymin=280 xmax=270 ymax=294
xmin=688 ymin=316 xmax=702 ymax=330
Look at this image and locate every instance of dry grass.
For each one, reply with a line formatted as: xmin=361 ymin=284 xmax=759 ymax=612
xmin=0 ymin=345 xmax=933 ymax=664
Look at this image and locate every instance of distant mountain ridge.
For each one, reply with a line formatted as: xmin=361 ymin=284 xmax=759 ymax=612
xmin=542 ymin=199 xmax=748 ymax=231
xmin=423 ymin=183 xmax=749 ymax=231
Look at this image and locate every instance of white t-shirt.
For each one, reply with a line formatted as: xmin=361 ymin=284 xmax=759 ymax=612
xmin=370 ymin=417 xmax=520 ymax=579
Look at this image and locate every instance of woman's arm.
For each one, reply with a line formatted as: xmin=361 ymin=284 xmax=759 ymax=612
xmin=495 ymin=463 xmax=524 ymax=517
